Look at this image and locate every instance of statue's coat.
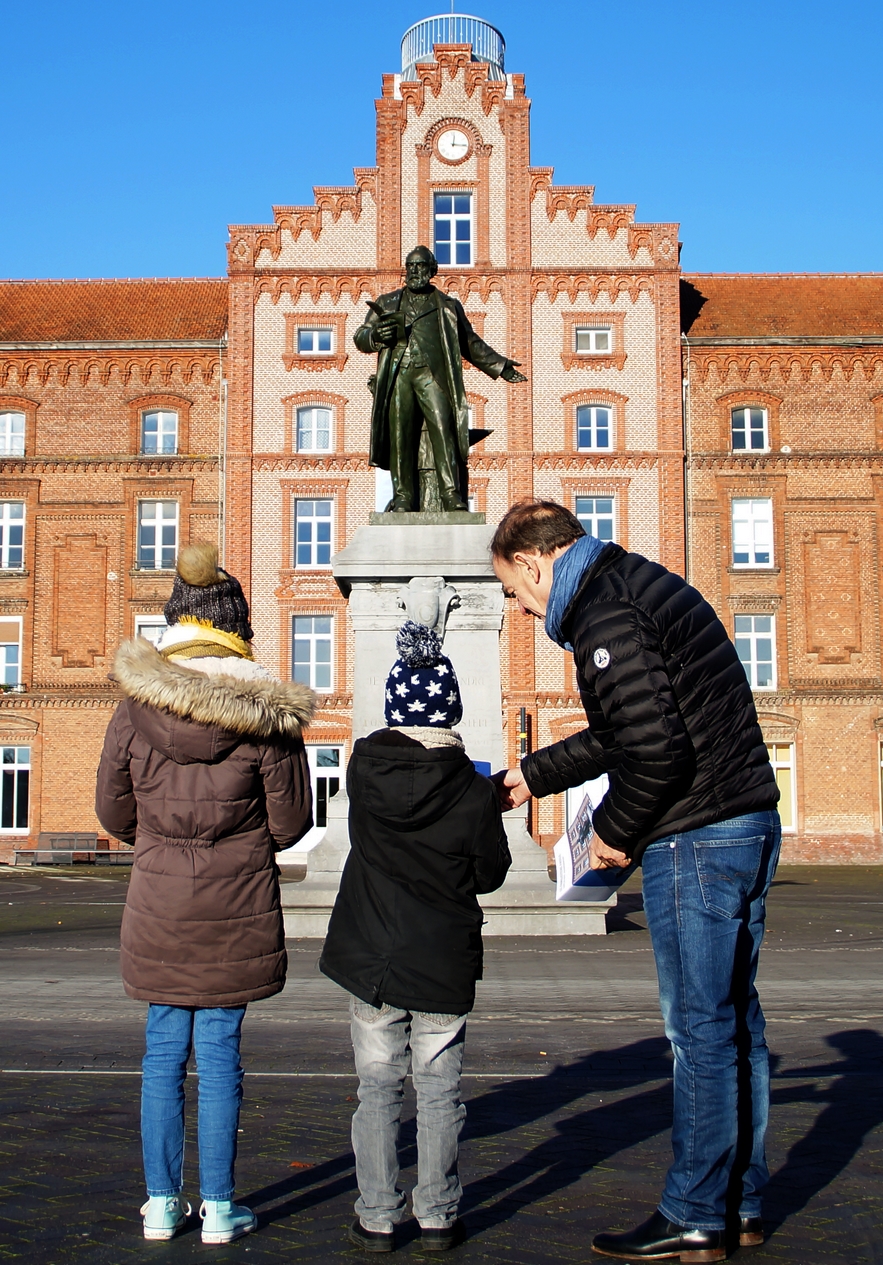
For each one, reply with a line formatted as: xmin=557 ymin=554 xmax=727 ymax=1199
xmin=353 ymin=285 xmax=508 ymax=471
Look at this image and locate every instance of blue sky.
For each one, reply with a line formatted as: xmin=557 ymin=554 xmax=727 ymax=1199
xmin=3 ymin=0 xmax=881 ymax=279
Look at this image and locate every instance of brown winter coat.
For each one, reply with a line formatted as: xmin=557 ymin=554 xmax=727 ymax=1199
xmin=96 ymin=637 xmax=315 ymax=1008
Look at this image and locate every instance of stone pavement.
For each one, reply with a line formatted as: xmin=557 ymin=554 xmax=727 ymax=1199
xmin=1 ymin=865 xmax=883 ymax=1263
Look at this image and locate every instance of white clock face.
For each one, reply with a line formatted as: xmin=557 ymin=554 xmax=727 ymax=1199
xmin=437 ymin=129 xmax=470 ymax=162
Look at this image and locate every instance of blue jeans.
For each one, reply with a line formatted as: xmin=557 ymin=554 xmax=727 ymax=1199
xmin=141 ymin=1004 xmax=246 ymax=1200
xmin=641 ymin=810 xmax=781 ymax=1231
xmin=349 ymin=995 xmax=467 ymax=1231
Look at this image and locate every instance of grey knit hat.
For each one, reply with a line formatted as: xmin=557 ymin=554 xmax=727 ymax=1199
xmin=163 ymin=542 xmax=253 ymax=642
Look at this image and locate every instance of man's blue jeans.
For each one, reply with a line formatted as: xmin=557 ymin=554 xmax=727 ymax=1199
xmin=641 ymin=810 xmax=781 ymax=1231
xmin=141 ymin=1004 xmax=246 ymax=1200
xmin=349 ymin=995 xmax=467 ymax=1231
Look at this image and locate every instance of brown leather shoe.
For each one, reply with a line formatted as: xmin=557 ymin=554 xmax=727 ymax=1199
xmin=592 ymin=1210 xmax=726 ymax=1262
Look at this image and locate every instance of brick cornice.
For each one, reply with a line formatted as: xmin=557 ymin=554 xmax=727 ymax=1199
xmin=0 ymin=456 xmax=218 ymax=474
xmin=691 ymin=346 xmax=883 ymax=384
xmin=0 ymin=350 xmax=220 ymax=388
xmin=689 ymin=452 xmax=883 ymax=470
xmin=253 ymin=454 xmax=371 ymax=473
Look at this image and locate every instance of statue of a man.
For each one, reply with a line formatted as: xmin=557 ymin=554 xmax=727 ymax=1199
xmin=354 ymin=246 xmax=527 ymax=513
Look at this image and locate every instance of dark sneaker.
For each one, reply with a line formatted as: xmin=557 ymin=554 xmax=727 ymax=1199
xmin=592 ymin=1209 xmax=726 ymax=1261
xmin=348 ymin=1218 xmax=395 ymax=1253
xmin=420 ymin=1220 xmax=465 ymax=1251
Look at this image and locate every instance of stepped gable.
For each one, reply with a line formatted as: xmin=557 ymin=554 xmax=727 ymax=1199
xmin=682 ymin=274 xmax=883 ymax=338
xmin=0 ymin=277 xmax=228 ymax=342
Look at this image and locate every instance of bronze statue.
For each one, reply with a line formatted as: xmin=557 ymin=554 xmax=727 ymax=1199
xmin=354 ymin=246 xmax=527 ymax=513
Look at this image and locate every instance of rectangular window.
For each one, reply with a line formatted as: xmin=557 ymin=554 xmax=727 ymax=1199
xmin=297 ymin=328 xmax=333 ymax=354
xmin=0 ymin=502 xmax=24 ymax=570
xmin=134 ymin=615 xmax=168 ymax=647
xmin=576 ymin=405 xmax=612 ymax=451
xmin=0 ymin=619 xmax=22 ymax=687
xmin=296 ymin=406 xmax=332 ymax=453
xmin=735 ymin=615 xmax=776 ymax=689
xmin=731 ymin=407 xmax=768 ymax=452
xmin=292 ymin=616 xmax=333 ymax=692
xmin=766 ymin=742 xmax=795 ymax=832
xmin=294 ymin=499 xmax=333 ymax=568
xmin=0 ymin=411 xmax=25 ymax=457
xmin=732 ymin=498 xmax=773 ymax=567
xmin=575 ymin=496 xmax=616 ymax=543
xmin=0 ymin=746 xmax=30 ymax=832
xmin=137 ymin=501 xmax=179 ymax=570
xmin=575 ymin=327 xmax=611 ymax=354
xmin=141 ymin=410 xmax=178 ymax=455
xmin=308 ymin=745 xmax=342 ymax=829
xmin=434 ymin=193 xmax=473 ymax=266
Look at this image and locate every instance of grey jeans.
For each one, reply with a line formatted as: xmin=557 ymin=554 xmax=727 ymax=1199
xmin=348 ymin=995 xmax=467 ymax=1231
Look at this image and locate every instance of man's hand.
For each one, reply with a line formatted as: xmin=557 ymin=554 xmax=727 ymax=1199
xmin=501 ymin=361 xmax=527 ymax=384
xmin=490 ymin=767 xmax=532 ymax=811
xmin=590 ymin=832 xmax=630 ymax=871
xmin=373 ymin=316 xmax=399 ymax=348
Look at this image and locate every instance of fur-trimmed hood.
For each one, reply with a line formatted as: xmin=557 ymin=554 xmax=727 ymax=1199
xmin=114 ymin=637 xmax=316 ymax=755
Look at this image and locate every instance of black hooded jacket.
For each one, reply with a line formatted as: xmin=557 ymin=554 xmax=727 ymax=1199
xmin=522 ymin=544 xmax=779 ymax=863
xmin=319 ymin=730 xmax=511 ymax=1015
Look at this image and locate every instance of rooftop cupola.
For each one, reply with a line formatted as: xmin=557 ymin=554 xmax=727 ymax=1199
xmin=401 ymin=13 xmax=505 ymax=81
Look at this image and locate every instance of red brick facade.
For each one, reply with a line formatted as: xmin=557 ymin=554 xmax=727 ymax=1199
xmin=1 ymin=50 xmax=881 ymax=865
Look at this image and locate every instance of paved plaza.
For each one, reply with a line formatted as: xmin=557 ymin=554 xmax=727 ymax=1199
xmin=1 ymin=863 xmax=882 ymax=1263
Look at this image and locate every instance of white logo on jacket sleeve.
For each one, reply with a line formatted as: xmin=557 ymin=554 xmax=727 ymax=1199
xmin=593 ymin=648 xmax=611 ymax=669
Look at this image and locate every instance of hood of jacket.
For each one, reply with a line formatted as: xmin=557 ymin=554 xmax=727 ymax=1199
xmin=350 ymin=734 xmax=476 ymax=831
xmin=113 ymin=637 xmax=316 ymax=765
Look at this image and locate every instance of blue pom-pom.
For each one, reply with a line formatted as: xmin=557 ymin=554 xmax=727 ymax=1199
xmin=396 ymin=619 xmax=442 ymax=668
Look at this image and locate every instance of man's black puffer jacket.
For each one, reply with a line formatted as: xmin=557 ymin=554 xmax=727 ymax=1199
xmin=522 ymin=544 xmax=778 ymax=862
xmin=320 ymin=730 xmax=511 ymax=1015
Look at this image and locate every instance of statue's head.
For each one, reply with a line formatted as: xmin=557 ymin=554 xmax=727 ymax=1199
xmin=405 ymin=246 xmax=438 ymax=292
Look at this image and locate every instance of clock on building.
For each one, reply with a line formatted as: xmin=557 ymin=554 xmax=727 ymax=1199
xmin=437 ymin=128 xmax=470 ymax=162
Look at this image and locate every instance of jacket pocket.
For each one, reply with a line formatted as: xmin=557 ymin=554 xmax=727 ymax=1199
xmin=693 ymin=835 xmax=765 ymax=918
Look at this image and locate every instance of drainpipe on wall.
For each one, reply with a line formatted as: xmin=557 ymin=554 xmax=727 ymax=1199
xmin=218 ymin=333 xmax=228 ymax=568
xmin=681 ymin=333 xmax=692 ymax=585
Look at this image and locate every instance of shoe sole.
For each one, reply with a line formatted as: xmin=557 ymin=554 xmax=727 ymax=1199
xmin=347 ymin=1227 xmax=394 ymax=1253
xmin=740 ymin=1231 xmax=764 ymax=1246
xmin=201 ymin=1223 xmax=256 ymax=1245
xmin=143 ymin=1227 xmax=182 ymax=1241
xmin=593 ymin=1249 xmax=725 ymax=1263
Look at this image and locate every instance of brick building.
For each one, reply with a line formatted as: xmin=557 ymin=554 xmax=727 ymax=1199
xmin=0 ymin=17 xmax=881 ymax=863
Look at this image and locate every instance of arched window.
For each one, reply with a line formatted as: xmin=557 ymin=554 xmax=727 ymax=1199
xmin=0 ymin=412 xmax=26 ymax=457
xmin=296 ymin=407 xmax=332 ymax=453
xmin=731 ymin=407 xmax=769 ymax=452
xmin=576 ymin=405 xmax=612 ymax=451
xmin=141 ymin=410 xmax=178 ymax=455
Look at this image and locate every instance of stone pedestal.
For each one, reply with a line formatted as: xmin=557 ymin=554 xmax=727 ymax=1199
xmin=280 ymin=520 xmax=615 ymax=937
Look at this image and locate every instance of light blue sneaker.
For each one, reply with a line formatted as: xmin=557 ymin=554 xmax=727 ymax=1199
xmin=199 ymin=1199 xmax=257 ymax=1245
xmin=140 ymin=1195 xmax=191 ymax=1240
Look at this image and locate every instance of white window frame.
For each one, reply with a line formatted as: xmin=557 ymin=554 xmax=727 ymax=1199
xmin=141 ymin=409 xmax=178 ymax=456
xmin=296 ymin=328 xmax=333 ymax=355
xmin=575 ymin=327 xmax=612 ymax=355
xmin=0 ymin=411 xmax=25 ymax=457
xmin=433 ymin=192 xmax=473 ymax=267
xmin=295 ymin=406 xmax=333 ymax=453
xmin=294 ymin=499 xmax=333 ymax=569
xmin=0 ymin=502 xmax=25 ymax=571
xmin=134 ymin=614 xmax=169 ymax=647
xmin=576 ymin=404 xmax=613 ymax=452
xmin=575 ymin=495 xmax=616 ymax=543
xmin=731 ymin=407 xmax=769 ymax=453
xmin=292 ymin=615 xmax=334 ymax=693
xmin=137 ymin=501 xmax=179 ymax=571
xmin=766 ymin=742 xmax=796 ymax=833
xmin=0 ymin=745 xmax=30 ymax=833
xmin=732 ymin=498 xmax=774 ymax=568
xmin=0 ymin=616 xmax=22 ymax=689
xmin=734 ymin=614 xmax=776 ymax=690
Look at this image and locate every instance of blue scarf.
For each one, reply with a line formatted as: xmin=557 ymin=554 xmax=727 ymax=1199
xmin=544 ymin=534 xmax=607 ymax=651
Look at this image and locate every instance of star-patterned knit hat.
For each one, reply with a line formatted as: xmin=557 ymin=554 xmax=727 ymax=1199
xmin=384 ymin=621 xmax=463 ymax=728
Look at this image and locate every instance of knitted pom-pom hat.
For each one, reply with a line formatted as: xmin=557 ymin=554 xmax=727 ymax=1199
xmin=384 ymin=620 xmax=463 ymax=728
xmin=162 ymin=543 xmax=254 ymax=658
